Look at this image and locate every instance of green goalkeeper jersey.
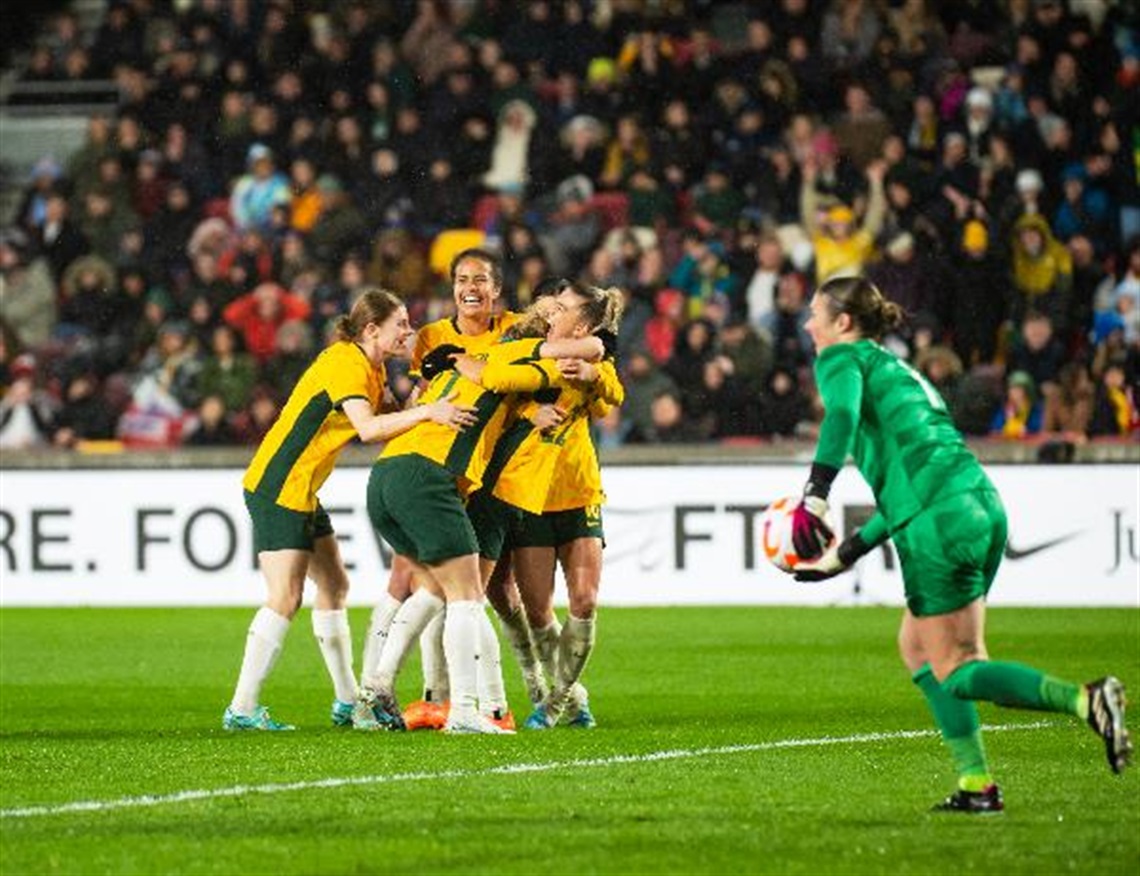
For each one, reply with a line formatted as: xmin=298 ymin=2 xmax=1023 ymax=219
xmin=813 ymin=339 xmax=992 ymax=541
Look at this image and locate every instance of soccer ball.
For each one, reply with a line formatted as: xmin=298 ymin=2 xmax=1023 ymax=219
xmin=759 ymin=496 xmax=834 ymax=573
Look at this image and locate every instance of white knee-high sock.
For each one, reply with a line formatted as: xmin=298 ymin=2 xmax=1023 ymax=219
xmin=443 ymin=600 xmax=481 ymax=723
xmin=361 ymin=594 xmax=402 ymax=685
xmin=498 ymin=607 xmax=548 ymax=705
xmin=364 ymin=589 xmax=444 ymax=692
xmin=230 ymin=607 xmax=291 ymax=715
xmin=420 ymin=609 xmax=449 ymax=702
xmin=311 ymin=608 xmax=356 ymax=704
xmin=533 ymin=618 xmax=562 ymax=685
xmin=477 ymin=603 xmax=508 ymax=715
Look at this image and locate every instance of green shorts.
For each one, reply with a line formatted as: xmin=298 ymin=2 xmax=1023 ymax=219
xmin=893 ymin=489 xmax=1007 ymax=617
xmin=510 ymin=505 xmax=605 ymax=549
xmin=465 ymin=490 xmax=523 ymax=561
xmin=244 ymin=489 xmax=333 ymax=553
xmin=367 ymin=455 xmax=479 ymax=565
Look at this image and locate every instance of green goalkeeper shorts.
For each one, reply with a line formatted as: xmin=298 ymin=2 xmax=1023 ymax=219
xmin=893 ymin=489 xmax=1007 ymax=617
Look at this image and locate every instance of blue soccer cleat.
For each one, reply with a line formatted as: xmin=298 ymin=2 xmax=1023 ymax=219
xmin=331 ymin=699 xmax=354 ymax=727
xmin=222 ymin=705 xmax=295 ymax=731
xmin=352 ymin=687 xmax=406 ymax=731
xmin=566 ymin=700 xmax=597 ymax=729
xmin=524 ymin=705 xmax=556 ymax=730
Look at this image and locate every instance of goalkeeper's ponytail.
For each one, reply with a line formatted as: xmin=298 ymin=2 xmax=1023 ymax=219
xmin=816 ymin=276 xmax=904 ymax=341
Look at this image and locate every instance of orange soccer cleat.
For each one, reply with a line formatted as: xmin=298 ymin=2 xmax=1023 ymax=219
xmin=487 ymin=709 xmax=516 ymax=732
xmin=402 ymin=699 xmax=448 ymax=731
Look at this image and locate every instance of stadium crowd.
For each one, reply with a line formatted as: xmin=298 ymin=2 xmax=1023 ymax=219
xmin=0 ymin=0 xmax=1137 ymax=451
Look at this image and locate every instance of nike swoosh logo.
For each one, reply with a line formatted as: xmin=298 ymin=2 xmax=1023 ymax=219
xmin=1004 ymin=531 xmax=1081 ymax=560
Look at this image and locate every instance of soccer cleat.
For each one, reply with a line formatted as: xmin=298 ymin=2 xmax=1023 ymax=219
xmin=331 ymin=699 xmax=354 ymax=727
xmin=565 ymin=700 xmax=597 ymax=729
xmin=932 ymin=784 xmax=1004 ymax=814
xmin=222 ymin=705 xmax=295 ymax=731
xmin=1086 ymin=676 xmax=1132 ymax=774
xmin=523 ymin=705 xmax=556 ymax=730
xmin=486 ymin=709 xmax=516 ymax=732
xmin=352 ymin=688 xmax=406 ymax=731
xmin=443 ymin=714 xmax=516 ymax=734
xmin=403 ymin=699 xmax=449 ymax=731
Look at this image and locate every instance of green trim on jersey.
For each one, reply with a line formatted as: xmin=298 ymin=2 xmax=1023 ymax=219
xmin=480 ymin=418 xmax=534 ymax=495
xmin=257 ymin=392 xmax=334 ymax=502
xmin=443 ymin=390 xmax=505 ymax=477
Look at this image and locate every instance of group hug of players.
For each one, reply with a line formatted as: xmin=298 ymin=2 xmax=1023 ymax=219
xmin=220 ymin=245 xmax=1130 ymax=809
xmin=224 ymin=247 xmax=624 ymax=734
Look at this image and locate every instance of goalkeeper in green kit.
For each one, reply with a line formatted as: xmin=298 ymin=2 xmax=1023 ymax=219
xmin=790 ymin=275 xmax=1132 ymax=813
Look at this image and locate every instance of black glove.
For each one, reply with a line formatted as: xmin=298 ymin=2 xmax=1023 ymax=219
xmin=420 ymin=343 xmax=465 ymax=380
xmin=595 ymin=328 xmax=618 ymax=359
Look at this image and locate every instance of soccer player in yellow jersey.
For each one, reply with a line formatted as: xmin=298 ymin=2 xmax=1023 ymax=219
xmin=356 ymin=292 xmax=604 ymax=733
xmin=223 ymin=289 xmax=477 ymax=731
xmin=454 ymin=281 xmax=626 ymax=730
xmin=356 ymin=248 xmax=531 ymax=731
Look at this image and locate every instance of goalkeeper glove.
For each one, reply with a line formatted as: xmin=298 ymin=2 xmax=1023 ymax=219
xmin=793 ymin=531 xmax=873 ymax=582
xmin=791 ymin=462 xmax=840 ymax=559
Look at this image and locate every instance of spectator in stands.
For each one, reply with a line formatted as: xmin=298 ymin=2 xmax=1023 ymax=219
xmin=287 ymin=158 xmax=323 ymax=234
xmin=184 ymin=393 xmax=238 ymax=446
xmin=1 ymin=226 xmax=58 ymax=348
xmin=306 ymin=175 xmax=369 ymax=270
xmin=991 ymin=370 xmax=1043 ymax=439
xmin=800 ymin=156 xmax=886 ymax=282
xmin=229 ymin=144 xmax=290 ymax=234
xmin=1008 ymin=311 xmax=1066 ymax=393
xmin=35 ymin=191 xmax=88 ymax=282
xmin=262 ymin=320 xmax=314 ymax=404
xmin=1009 ymin=213 xmax=1073 ymax=326
xmin=16 ymin=157 xmax=63 ymax=236
xmin=668 ymin=235 xmax=736 ymax=320
xmin=1089 ymin=357 xmax=1138 ymax=438
xmin=195 ymin=324 xmax=258 ymax=414
xmin=144 ymin=180 xmax=197 ymax=284
xmin=223 ymin=281 xmax=311 ymax=363
xmin=0 ymin=355 xmax=55 ymax=449
xmin=52 ymin=370 xmax=119 ymax=448
xmin=950 ymin=220 xmax=1007 ymax=368
xmin=78 ymin=185 xmax=137 ymax=263
xmin=761 ymin=271 xmax=814 ymax=375
xmin=761 ymin=366 xmax=813 ymax=439
xmin=1041 ymin=360 xmax=1094 ymax=441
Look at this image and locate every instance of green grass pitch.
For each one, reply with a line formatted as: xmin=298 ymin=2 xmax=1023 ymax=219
xmin=1 ymin=606 xmax=1137 ymax=875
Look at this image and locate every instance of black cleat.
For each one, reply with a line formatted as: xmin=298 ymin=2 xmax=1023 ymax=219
xmin=932 ymin=784 xmax=1004 ymax=814
xmin=1086 ymin=676 xmax=1132 ymax=774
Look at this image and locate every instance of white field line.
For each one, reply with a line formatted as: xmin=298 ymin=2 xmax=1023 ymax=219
xmin=0 ymin=721 xmax=1053 ymax=820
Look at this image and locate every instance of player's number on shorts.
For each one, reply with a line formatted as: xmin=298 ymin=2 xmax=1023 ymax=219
xmin=897 ymin=359 xmax=947 ymax=411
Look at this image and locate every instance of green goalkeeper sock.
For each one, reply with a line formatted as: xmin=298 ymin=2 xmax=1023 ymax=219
xmin=943 ymin=660 xmax=1082 ymax=716
xmin=913 ymin=664 xmax=992 ymax=789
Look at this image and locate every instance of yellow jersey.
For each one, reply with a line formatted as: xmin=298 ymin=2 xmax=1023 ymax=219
xmin=479 ymin=357 xmax=624 ymax=513
xmin=243 ymin=341 xmax=385 ymax=511
xmin=379 ymin=338 xmax=543 ymax=496
xmin=410 ymin=312 xmax=520 ymax=379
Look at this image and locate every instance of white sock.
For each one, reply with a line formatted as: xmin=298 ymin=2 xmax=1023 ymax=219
xmin=363 ymin=589 xmax=444 ymax=692
xmin=311 ymin=608 xmax=356 ymax=704
xmin=420 ymin=609 xmax=449 ymax=702
xmin=442 ymin=600 xmax=481 ymax=723
xmin=477 ymin=603 xmax=508 ymax=716
xmin=361 ymin=594 xmax=402 ymax=686
xmin=230 ymin=607 xmax=291 ymax=715
xmin=556 ymin=614 xmax=596 ymax=693
xmin=533 ymin=618 xmax=562 ymax=685
xmin=498 ymin=607 xmax=548 ymax=705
